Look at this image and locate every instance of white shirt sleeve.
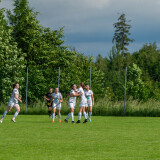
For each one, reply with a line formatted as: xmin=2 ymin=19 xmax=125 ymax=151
xmin=14 ymin=89 xmax=18 ymax=94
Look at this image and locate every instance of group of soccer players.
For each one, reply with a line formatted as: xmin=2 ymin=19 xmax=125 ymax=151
xmin=0 ymin=82 xmax=94 ymax=124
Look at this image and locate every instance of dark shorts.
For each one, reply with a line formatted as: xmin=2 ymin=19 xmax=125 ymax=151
xmin=47 ymin=102 xmax=52 ymax=108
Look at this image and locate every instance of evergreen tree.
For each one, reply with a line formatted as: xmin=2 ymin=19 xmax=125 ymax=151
xmin=112 ymin=13 xmax=134 ymax=56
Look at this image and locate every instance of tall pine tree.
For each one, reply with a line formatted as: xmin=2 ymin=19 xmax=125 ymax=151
xmin=112 ymin=13 xmax=134 ymax=56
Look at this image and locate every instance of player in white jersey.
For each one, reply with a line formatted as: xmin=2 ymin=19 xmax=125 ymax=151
xmin=0 ymin=83 xmax=22 ymax=123
xmin=64 ymin=84 xmax=80 ymax=123
xmin=85 ymin=85 xmax=94 ymax=122
xmin=51 ymin=88 xmax=63 ymax=123
xmin=76 ymin=82 xmax=88 ymax=124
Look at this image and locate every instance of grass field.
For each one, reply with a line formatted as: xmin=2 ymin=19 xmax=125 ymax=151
xmin=0 ymin=116 xmax=160 ymax=160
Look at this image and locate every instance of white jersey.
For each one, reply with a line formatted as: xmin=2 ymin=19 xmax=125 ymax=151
xmin=9 ymin=88 xmax=19 ymax=103
xmin=69 ymin=89 xmax=77 ymax=103
xmin=52 ymin=93 xmax=62 ymax=104
xmin=85 ymin=90 xmax=93 ymax=104
xmin=78 ymin=87 xmax=87 ymax=103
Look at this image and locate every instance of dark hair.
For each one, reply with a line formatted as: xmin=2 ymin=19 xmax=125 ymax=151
xmin=79 ymin=82 xmax=85 ymax=89
xmin=13 ymin=83 xmax=18 ymax=89
xmin=71 ymin=84 xmax=76 ymax=89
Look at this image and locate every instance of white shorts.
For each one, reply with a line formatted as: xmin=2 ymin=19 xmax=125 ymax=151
xmin=8 ymin=101 xmax=19 ymax=107
xmin=68 ymin=102 xmax=76 ymax=109
xmin=80 ymin=102 xmax=87 ymax=107
xmin=52 ymin=103 xmax=61 ymax=110
xmin=86 ymin=102 xmax=92 ymax=107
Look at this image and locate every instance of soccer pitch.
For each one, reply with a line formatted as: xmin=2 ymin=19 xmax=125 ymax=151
xmin=0 ymin=116 xmax=160 ymax=160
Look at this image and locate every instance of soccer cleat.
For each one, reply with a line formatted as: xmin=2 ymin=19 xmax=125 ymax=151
xmin=76 ymin=120 xmax=81 ymax=123
xmin=59 ymin=119 xmax=61 ymax=123
xmin=11 ymin=119 xmax=16 ymax=123
xmin=64 ymin=119 xmax=68 ymax=123
xmin=0 ymin=119 xmax=3 ymax=123
xmin=83 ymin=119 xmax=88 ymax=123
xmin=72 ymin=121 xmax=75 ymax=124
xmin=89 ymin=119 xmax=92 ymax=122
xmin=52 ymin=120 xmax=54 ymax=123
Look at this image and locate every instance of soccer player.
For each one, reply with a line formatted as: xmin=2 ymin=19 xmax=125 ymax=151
xmin=85 ymin=85 xmax=94 ymax=122
xmin=51 ymin=88 xmax=63 ymax=123
xmin=44 ymin=88 xmax=53 ymax=118
xmin=0 ymin=83 xmax=22 ymax=123
xmin=76 ymin=82 xmax=88 ymax=124
xmin=64 ymin=84 xmax=80 ymax=123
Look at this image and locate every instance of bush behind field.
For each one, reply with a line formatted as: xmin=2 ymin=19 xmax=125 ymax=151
xmin=0 ymin=99 xmax=160 ymax=117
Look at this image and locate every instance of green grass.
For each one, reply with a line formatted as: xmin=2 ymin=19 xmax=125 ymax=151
xmin=0 ymin=116 xmax=160 ymax=160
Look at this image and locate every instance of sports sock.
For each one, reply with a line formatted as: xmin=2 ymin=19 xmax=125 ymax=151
xmin=1 ymin=110 xmax=8 ymax=119
xmin=71 ymin=112 xmax=74 ymax=121
xmin=83 ymin=112 xmax=86 ymax=119
xmin=58 ymin=114 xmax=61 ymax=119
xmin=89 ymin=112 xmax=92 ymax=120
xmin=66 ymin=113 xmax=71 ymax=120
xmin=78 ymin=112 xmax=81 ymax=120
xmin=86 ymin=112 xmax=88 ymax=119
xmin=12 ymin=111 xmax=19 ymax=120
xmin=52 ymin=113 xmax=55 ymax=121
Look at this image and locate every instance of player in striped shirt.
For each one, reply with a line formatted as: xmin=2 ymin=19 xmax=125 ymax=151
xmin=85 ymin=85 xmax=94 ymax=122
xmin=0 ymin=83 xmax=22 ymax=123
xmin=51 ymin=88 xmax=63 ymax=123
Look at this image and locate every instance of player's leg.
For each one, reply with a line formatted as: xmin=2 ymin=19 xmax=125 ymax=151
xmin=85 ymin=106 xmax=88 ymax=120
xmin=64 ymin=112 xmax=71 ymax=123
xmin=48 ymin=106 xmax=52 ymax=118
xmin=89 ymin=106 xmax=92 ymax=122
xmin=52 ymin=105 xmax=56 ymax=123
xmin=0 ymin=106 xmax=12 ymax=123
xmin=76 ymin=106 xmax=83 ymax=123
xmin=70 ymin=106 xmax=75 ymax=123
xmin=12 ymin=104 xmax=20 ymax=122
xmin=82 ymin=107 xmax=88 ymax=123
xmin=57 ymin=108 xmax=61 ymax=123
xmin=65 ymin=102 xmax=71 ymax=123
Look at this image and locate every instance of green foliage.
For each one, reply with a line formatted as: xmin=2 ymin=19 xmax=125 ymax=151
xmin=7 ymin=0 xmax=42 ymax=63
xmin=0 ymin=7 xmax=26 ymax=102
xmin=127 ymin=63 xmax=148 ymax=100
xmin=1 ymin=0 xmax=160 ymax=104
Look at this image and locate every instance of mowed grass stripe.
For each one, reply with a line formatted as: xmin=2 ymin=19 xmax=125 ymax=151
xmin=0 ymin=116 xmax=160 ymax=160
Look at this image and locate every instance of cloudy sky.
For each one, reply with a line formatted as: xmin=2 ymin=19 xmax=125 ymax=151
xmin=1 ymin=0 xmax=160 ymax=58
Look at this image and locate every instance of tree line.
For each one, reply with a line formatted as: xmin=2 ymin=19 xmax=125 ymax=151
xmin=0 ymin=0 xmax=160 ymax=103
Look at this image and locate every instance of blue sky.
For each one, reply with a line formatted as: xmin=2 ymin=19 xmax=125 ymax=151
xmin=1 ymin=0 xmax=160 ymax=59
